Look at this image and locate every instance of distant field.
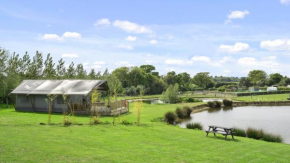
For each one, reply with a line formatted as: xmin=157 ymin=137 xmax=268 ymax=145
xmin=1 ymin=102 xmax=290 ymax=162
xmin=233 ymin=94 xmax=290 ymax=102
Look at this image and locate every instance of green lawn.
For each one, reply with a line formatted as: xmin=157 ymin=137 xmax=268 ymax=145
xmin=233 ymin=93 xmax=290 ymax=102
xmin=1 ymin=102 xmax=290 ymax=162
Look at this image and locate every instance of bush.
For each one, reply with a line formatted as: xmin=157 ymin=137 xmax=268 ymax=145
xmin=183 ymin=106 xmax=192 ymax=117
xmin=208 ymin=101 xmax=222 ymax=108
xmin=186 ymin=97 xmax=195 ymax=102
xmin=175 ymin=107 xmax=184 ymax=118
xmin=223 ymin=99 xmax=233 ymax=106
xmin=164 ymin=112 xmax=177 ymax=124
xmin=232 ymin=128 xmax=246 ymax=137
xmin=214 ymin=101 xmax=221 ymax=107
xmin=262 ymin=133 xmax=283 ymax=143
xmin=207 ymin=101 xmax=215 ymax=108
xmin=175 ymin=106 xmax=192 ymax=119
xmin=246 ymin=128 xmax=264 ymax=140
xmin=162 ymin=84 xmax=179 ymax=103
xmin=186 ymin=123 xmax=203 ymax=130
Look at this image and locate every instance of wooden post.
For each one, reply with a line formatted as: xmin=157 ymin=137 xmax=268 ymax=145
xmin=107 ymin=91 xmax=110 ymax=106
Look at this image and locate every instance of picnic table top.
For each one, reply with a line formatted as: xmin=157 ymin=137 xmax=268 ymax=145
xmin=208 ymin=125 xmax=233 ymax=130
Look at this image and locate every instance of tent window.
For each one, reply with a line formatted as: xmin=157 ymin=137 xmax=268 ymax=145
xmin=57 ymin=96 xmax=65 ymax=104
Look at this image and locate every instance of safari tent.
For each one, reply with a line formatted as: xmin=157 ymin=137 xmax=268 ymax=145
xmin=10 ymin=80 xmax=128 ymax=115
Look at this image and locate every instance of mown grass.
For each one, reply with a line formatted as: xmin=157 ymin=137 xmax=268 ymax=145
xmin=1 ymin=102 xmax=290 ymax=162
xmin=233 ymin=93 xmax=290 ymax=102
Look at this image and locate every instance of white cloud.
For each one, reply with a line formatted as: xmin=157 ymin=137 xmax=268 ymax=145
xmin=281 ymin=0 xmax=290 ymax=5
xmin=165 ymin=59 xmax=184 ymax=65
xmin=62 ymin=32 xmax=81 ymax=38
xmin=219 ymin=42 xmax=250 ymax=53
xmin=113 ymin=20 xmax=152 ymax=34
xmin=225 ymin=10 xmax=249 ymax=24
xmin=237 ymin=56 xmax=279 ymax=66
xmin=260 ymin=39 xmax=290 ymax=51
xmin=118 ymin=44 xmax=134 ymax=50
xmin=125 ymin=36 xmax=137 ymax=41
xmin=237 ymin=57 xmax=257 ymax=65
xmin=94 ymin=61 xmax=106 ymax=65
xmin=190 ymin=56 xmax=211 ymax=63
xmin=62 ymin=53 xmax=79 ymax=58
xmin=149 ymin=39 xmax=158 ymax=44
xmin=94 ymin=18 xmax=111 ymax=26
xmin=42 ymin=34 xmax=63 ymax=41
xmin=42 ymin=32 xmax=81 ymax=41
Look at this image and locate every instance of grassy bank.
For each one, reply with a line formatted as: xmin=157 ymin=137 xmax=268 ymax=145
xmin=233 ymin=93 xmax=290 ymax=102
xmin=1 ymin=103 xmax=290 ymax=162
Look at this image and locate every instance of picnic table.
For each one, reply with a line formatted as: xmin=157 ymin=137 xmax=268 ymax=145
xmin=205 ymin=125 xmax=235 ymax=139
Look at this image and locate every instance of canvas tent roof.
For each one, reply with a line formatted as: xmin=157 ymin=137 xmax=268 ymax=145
xmin=10 ymin=80 xmax=109 ymax=95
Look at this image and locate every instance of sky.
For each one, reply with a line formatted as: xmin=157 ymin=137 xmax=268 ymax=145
xmin=1 ymin=0 xmax=290 ymax=77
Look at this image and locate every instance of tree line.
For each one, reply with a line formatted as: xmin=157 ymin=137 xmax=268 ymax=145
xmin=1 ymin=47 xmax=290 ymax=102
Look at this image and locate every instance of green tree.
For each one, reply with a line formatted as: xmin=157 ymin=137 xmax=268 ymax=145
xmin=192 ymin=72 xmax=214 ymax=89
xmin=27 ymin=51 xmax=43 ymax=79
xmin=163 ymin=71 xmax=177 ymax=86
xmin=247 ymin=70 xmax=267 ymax=86
xmin=140 ymin=64 xmax=155 ymax=73
xmin=75 ymin=64 xmax=87 ymax=79
xmin=112 ymin=67 xmax=129 ymax=87
xmin=43 ymin=53 xmax=56 ymax=79
xmin=56 ymin=58 xmax=66 ymax=79
xmin=19 ymin=52 xmax=31 ymax=78
xmin=177 ymin=72 xmax=191 ymax=91
xmin=107 ymin=74 xmax=123 ymax=97
xmin=162 ymin=83 xmax=179 ymax=103
xmin=239 ymin=77 xmax=251 ymax=88
xmin=128 ymin=67 xmax=146 ymax=87
xmin=66 ymin=62 xmax=75 ymax=79
xmin=269 ymin=73 xmax=283 ymax=84
xmin=88 ymin=69 xmax=96 ymax=79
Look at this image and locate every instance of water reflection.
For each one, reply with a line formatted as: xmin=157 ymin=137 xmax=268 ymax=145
xmin=223 ymin=106 xmax=233 ymax=111
xmin=207 ymin=107 xmax=222 ymax=113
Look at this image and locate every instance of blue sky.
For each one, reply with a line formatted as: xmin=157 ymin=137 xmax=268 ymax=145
xmin=1 ymin=0 xmax=290 ymax=77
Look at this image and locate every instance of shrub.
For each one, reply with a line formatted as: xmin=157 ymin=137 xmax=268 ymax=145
xmin=175 ymin=106 xmax=192 ymax=119
xmin=186 ymin=97 xmax=195 ymax=102
xmin=232 ymin=127 xmax=246 ymax=137
xmin=186 ymin=123 xmax=203 ymax=130
xmin=162 ymin=84 xmax=179 ymax=103
xmin=90 ymin=116 xmax=101 ymax=125
xmin=246 ymin=128 xmax=264 ymax=140
xmin=214 ymin=101 xmax=222 ymax=107
xmin=164 ymin=112 xmax=177 ymax=124
xmin=183 ymin=106 xmax=192 ymax=117
xmin=207 ymin=101 xmax=222 ymax=108
xmin=207 ymin=101 xmax=215 ymax=108
xmin=63 ymin=119 xmax=72 ymax=126
xmin=223 ymin=99 xmax=233 ymax=106
xmin=175 ymin=107 xmax=184 ymax=118
xmin=121 ymin=120 xmax=132 ymax=125
xmin=262 ymin=133 xmax=283 ymax=143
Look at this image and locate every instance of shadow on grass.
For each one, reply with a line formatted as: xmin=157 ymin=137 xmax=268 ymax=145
xmin=205 ymin=135 xmax=240 ymax=142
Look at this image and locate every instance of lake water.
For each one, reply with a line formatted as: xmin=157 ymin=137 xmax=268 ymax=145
xmin=179 ymin=106 xmax=290 ymax=144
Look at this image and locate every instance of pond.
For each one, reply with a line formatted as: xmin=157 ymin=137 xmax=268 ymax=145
xmin=179 ymin=106 xmax=290 ymax=144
